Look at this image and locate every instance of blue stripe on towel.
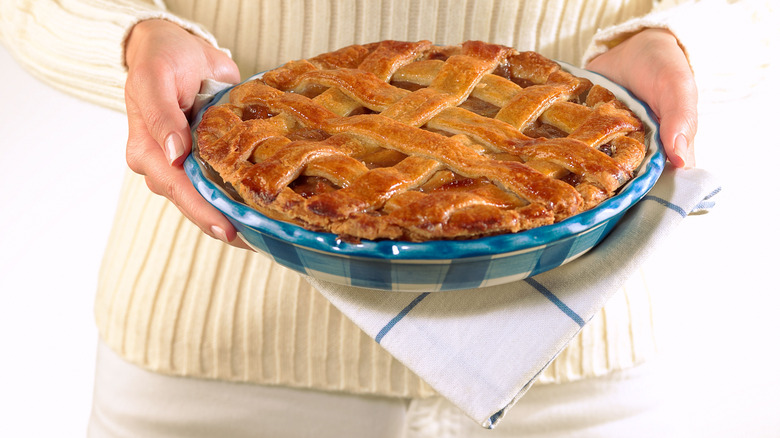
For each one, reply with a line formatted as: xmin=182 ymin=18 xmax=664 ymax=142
xmin=704 ymin=187 xmax=722 ymax=200
xmin=642 ymin=196 xmax=687 ymax=217
xmin=694 ymin=200 xmax=716 ymax=211
xmin=692 ymin=186 xmax=721 ymax=213
xmin=524 ymin=278 xmax=585 ymax=327
xmin=375 ymin=292 xmax=430 ymax=343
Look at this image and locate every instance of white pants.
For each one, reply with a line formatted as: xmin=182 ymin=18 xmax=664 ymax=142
xmin=88 ymin=341 xmax=683 ymax=438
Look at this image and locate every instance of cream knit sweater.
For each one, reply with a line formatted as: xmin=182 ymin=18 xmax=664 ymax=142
xmin=2 ymin=0 xmax=770 ymax=399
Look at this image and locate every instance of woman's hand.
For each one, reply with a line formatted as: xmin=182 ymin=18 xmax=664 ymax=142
xmin=124 ymin=19 xmax=249 ymax=248
xmin=587 ymin=28 xmax=697 ymax=168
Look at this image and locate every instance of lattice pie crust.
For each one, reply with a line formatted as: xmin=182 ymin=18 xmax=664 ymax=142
xmin=196 ymin=40 xmax=646 ymax=242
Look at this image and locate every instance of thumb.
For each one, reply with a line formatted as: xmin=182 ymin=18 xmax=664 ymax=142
xmin=126 ymin=72 xmax=193 ymax=166
xmin=653 ymin=69 xmax=698 ymax=168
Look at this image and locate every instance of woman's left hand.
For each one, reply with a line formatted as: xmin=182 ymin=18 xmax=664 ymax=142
xmin=587 ymin=28 xmax=697 ymax=168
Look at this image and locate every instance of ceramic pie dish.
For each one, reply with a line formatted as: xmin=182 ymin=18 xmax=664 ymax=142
xmin=184 ymin=43 xmax=665 ymax=292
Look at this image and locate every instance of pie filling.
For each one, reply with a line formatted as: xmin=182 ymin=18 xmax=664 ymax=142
xmin=196 ymin=40 xmax=646 ymax=242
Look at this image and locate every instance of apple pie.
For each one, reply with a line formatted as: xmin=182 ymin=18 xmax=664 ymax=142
xmin=195 ymin=40 xmax=646 ymax=242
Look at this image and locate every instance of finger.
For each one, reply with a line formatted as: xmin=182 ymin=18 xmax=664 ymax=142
xmin=127 ymin=102 xmax=252 ymax=251
xmin=126 ymin=99 xmax=228 ymax=238
xmin=140 ymin=145 xmax=249 ymax=246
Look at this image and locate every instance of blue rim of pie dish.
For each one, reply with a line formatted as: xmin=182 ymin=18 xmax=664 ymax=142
xmin=184 ymin=62 xmax=666 ymax=262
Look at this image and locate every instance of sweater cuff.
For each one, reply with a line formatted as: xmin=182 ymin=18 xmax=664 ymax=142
xmin=582 ymin=0 xmax=777 ymax=103
xmin=121 ymin=11 xmax=231 ymax=69
xmin=0 ymin=0 xmax=228 ymax=113
xmin=581 ymin=1 xmax=694 ymax=72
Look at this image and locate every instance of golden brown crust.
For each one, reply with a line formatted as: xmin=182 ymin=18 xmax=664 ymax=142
xmin=196 ymin=40 xmax=646 ymax=242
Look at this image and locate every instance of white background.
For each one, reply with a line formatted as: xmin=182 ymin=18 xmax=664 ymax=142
xmin=1 ymin=41 xmax=780 ymax=436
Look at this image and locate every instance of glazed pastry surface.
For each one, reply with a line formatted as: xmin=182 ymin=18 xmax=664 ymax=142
xmin=197 ymin=40 xmax=646 ymax=242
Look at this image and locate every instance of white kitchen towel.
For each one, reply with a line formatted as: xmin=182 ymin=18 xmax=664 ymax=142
xmin=307 ymin=167 xmax=720 ymax=428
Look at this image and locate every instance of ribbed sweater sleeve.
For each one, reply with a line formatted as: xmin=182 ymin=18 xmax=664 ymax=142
xmin=0 ymin=0 xmax=223 ymax=112
xmin=583 ymin=0 xmax=778 ymax=103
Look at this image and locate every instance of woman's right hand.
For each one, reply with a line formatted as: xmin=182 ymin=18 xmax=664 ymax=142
xmin=124 ymin=19 xmax=249 ymax=248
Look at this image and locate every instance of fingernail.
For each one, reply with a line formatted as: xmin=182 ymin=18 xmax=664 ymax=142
xmin=673 ymin=135 xmax=688 ymax=168
xmin=210 ymin=225 xmax=229 ymax=243
xmin=164 ymin=133 xmax=185 ymax=165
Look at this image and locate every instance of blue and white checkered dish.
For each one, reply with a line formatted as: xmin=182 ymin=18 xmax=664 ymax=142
xmin=185 ymin=63 xmax=666 ymax=292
